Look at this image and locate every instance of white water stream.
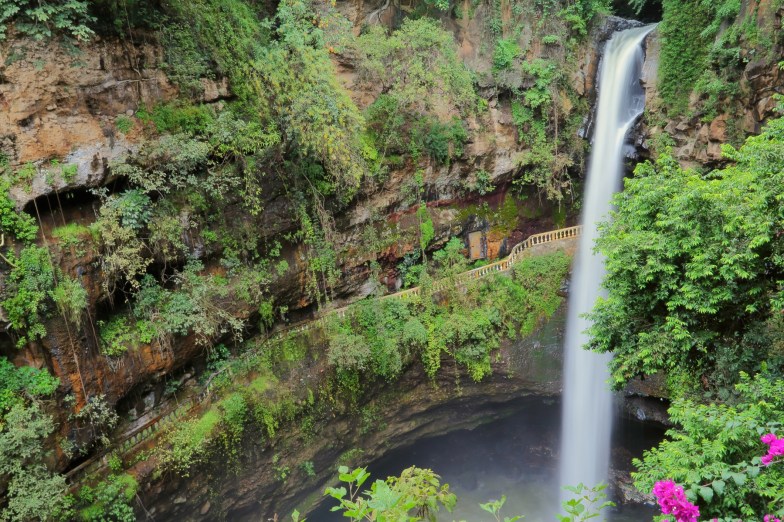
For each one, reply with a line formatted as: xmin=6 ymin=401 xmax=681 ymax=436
xmin=558 ymin=24 xmax=655 ymax=501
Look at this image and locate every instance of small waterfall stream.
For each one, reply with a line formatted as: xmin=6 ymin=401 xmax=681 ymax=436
xmin=558 ymin=24 xmax=655 ymax=500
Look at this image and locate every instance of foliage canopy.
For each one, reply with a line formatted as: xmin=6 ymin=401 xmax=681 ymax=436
xmin=588 ymin=116 xmax=784 ymax=390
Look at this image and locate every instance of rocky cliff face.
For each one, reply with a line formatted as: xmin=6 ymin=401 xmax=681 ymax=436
xmin=637 ymin=0 xmax=784 ymax=167
xmin=0 ymin=3 xmax=623 ymax=467
xmin=0 ymin=33 xmax=231 ymax=207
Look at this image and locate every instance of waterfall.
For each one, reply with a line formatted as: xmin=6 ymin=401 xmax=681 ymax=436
xmin=558 ymin=24 xmax=655 ymax=502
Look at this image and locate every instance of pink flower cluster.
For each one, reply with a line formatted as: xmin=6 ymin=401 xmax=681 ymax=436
xmin=761 ymin=433 xmax=784 ymax=466
xmin=763 ymin=516 xmax=782 ymax=522
xmin=653 ymin=480 xmax=700 ymax=522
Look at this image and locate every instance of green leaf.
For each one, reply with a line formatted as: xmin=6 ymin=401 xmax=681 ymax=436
xmin=730 ymin=472 xmax=747 ymax=486
xmin=699 ymin=486 xmax=714 ymax=503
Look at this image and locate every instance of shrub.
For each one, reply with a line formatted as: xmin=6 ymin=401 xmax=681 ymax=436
xmin=97 ymin=315 xmax=136 ymax=357
xmin=0 ymin=402 xmax=70 ymax=521
xmin=0 ymin=182 xmax=38 ymax=243
xmin=633 ymin=372 xmax=784 ymax=520
xmin=76 ymin=473 xmax=137 ymax=522
xmin=328 ymin=330 xmax=371 ymax=372
xmin=412 ymin=117 xmax=468 ymax=166
xmin=1 ymin=246 xmax=55 ymax=347
xmin=106 ymin=190 xmax=152 ymax=231
xmin=160 ymin=22 xmax=214 ymax=97
xmin=137 ymin=102 xmax=215 ymax=136
xmin=50 ymin=276 xmax=88 ymax=326
xmin=0 ymin=357 xmax=59 ymax=414
xmin=159 ymin=409 xmax=221 ymax=476
xmin=115 ymin=115 xmax=133 ymax=135
xmin=52 ymin=223 xmax=90 ymax=249
xmin=493 ymin=38 xmax=520 ymax=71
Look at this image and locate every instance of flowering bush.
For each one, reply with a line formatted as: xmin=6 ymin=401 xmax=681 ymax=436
xmin=652 ymin=433 xmax=784 ymax=522
xmin=761 ymin=434 xmax=784 ymax=467
xmin=653 ymin=480 xmax=700 ymax=522
xmin=634 ymin=372 xmax=784 ymax=520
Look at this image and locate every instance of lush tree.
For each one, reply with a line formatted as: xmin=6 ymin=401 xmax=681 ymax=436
xmin=588 ymin=116 xmax=784 ymax=390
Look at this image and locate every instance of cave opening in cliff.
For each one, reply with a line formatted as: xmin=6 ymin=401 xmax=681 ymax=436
xmin=22 ymin=187 xmax=100 ymax=238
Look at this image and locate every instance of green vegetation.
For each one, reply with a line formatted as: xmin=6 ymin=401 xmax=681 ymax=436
xmin=324 ymin=466 xmax=458 ymax=521
xmin=633 ymin=371 xmax=784 ymax=520
xmin=0 ymin=357 xmax=59 ymax=413
xmin=0 ymin=0 xmax=94 ymax=41
xmin=648 ymin=0 xmax=782 ymax=119
xmin=52 ymin=222 xmax=90 ymax=245
xmin=114 ymin=115 xmax=133 ymax=135
xmin=356 ymin=19 xmax=475 ymax=116
xmin=151 ymin=246 xmax=571 ymax=478
xmin=657 ymin=0 xmax=716 ymax=115
xmin=0 ymin=181 xmax=38 ymax=243
xmin=493 ymin=38 xmax=521 ymax=71
xmin=456 ymin=193 xmax=529 ymax=237
xmin=329 ymin=247 xmax=571 ymax=383
xmin=477 ymin=0 xmax=609 ymax=202
xmin=158 ymin=408 xmax=221 ymax=476
xmin=321 ymin=466 xmax=614 ymax=522
xmin=160 ymin=22 xmax=214 ymax=97
xmin=74 ymin=473 xmax=138 ymax=522
xmin=8 ymin=1 xmax=781 ymax=517
xmin=0 ymin=359 xmax=67 ymax=522
xmin=1 ymin=245 xmax=55 ymax=347
xmin=510 ymin=58 xmax=583 ymax=202
xmin=591 ymin=114 xmax=784 ymax=518
xmin=50 ymin=275 xmax=88 ymax=326
xmin=157 ymin=364 xmax=301 ymax=475
xmin=136 ymin=102 xmax=215 ymax=136
xmin=97 ymin=315 xmax=136 ymax=357
xmin=588 ymin=115 xmax=784 ymax=391
xmin=357 ymin=18 xmax=475 ymax=170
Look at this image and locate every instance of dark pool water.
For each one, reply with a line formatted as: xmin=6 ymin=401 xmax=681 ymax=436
xmin=306 ymin=397 xmax=662 ymax=521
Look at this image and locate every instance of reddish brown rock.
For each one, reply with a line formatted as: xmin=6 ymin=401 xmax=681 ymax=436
xmin=709 ymin=114 xmax=729 ymax=142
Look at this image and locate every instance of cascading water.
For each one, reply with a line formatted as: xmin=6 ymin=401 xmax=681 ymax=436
xmin=558 ymin=24 xmax=655 ymax=500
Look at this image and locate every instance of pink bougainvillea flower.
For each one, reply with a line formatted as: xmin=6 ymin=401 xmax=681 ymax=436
xmin=760 ymin=433 xmax=784 ymax=467
xmin=653 ymin=480 xmax=700 ymax=522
